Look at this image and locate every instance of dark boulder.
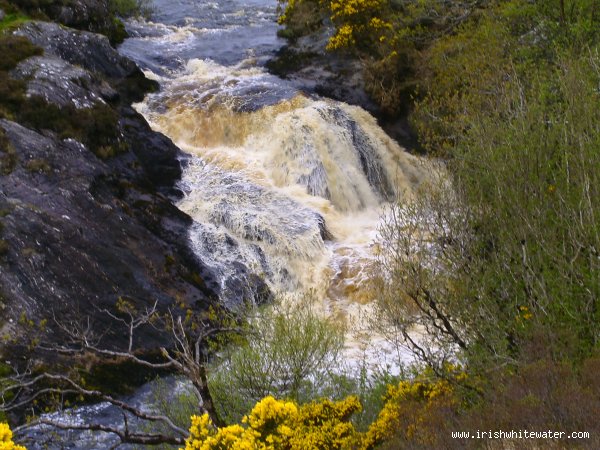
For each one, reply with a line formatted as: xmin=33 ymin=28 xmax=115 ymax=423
xmin=16 ymin=21 xmax=136 ymax=80
xmin=0 ymin=21 xmax=225 ymax=363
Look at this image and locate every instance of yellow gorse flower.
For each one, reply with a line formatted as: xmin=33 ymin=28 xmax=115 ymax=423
xmin=0 ymin=423 xmax=26 ymax=450
xmin=183 ymin=396 xmax=361 ymax=450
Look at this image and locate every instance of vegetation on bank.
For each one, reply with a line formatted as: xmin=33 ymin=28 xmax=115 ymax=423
xmin=269 ymin=0 xmax=600 ymax=447
xmin=0 ymin=0 xmax=149 ymax=45
xmin=0 ymin=423 xmax=25 ymax=450
xmin=0 ymin=0 xmax=145 ymax=162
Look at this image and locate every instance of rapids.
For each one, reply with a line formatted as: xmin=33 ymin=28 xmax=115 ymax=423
xmin=123 ymin=0 xmax=428 ymax=368
xmin=17 ymin=3 xmax=430 ymax=447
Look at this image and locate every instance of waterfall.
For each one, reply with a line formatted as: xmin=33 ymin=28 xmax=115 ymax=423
xmin=135 ymin=58 xmax=428 ymax=310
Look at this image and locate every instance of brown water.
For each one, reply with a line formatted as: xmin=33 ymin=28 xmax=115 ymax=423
xmin=124 ymin=0 xmax=429 ymax=370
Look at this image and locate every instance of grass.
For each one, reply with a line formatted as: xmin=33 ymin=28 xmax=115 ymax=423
xmin=0 ymin=12 xmax=30 ymax=32
xmin=0 ymin=128 xmax=17 ymax=175
xmin=25 ymin=158 xmax=51 ymax=173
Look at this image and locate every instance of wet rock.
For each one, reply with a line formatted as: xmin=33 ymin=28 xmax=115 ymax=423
xmin=0 ymin=118 xmax=217 ymax=353
xmin=16 ymin=0 xmax=125 ymax=45
xmin=47 ymin=0 xmax=109 ymax=31
xmin=268 ymin=26 xmax=420 ymax=151
xmin=0 ymin=21 xmax=252 ymax=368
xmin=16 ymin=21 xmax=136 ymax=80
xmin=12 ymin=56 xmax=117 ymax=108
xmin=268 ymin=27 xmax=378 ymax=115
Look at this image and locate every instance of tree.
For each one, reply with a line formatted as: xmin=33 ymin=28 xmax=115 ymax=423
xmin=209 ymin=295 xmax=345 ymax=424
xmin=1 ymin=294 xmax=347 ymax=447
xmin=372 ymin=46 xmax=600 ymax=376
xmin=2 ymin=300 xmax=243 ymax=446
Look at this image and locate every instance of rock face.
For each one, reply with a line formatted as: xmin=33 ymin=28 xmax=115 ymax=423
xmin=20 ymin=0 xmax=126 ymax=45
xmin=12 ymin=55 xmax=116 ymax=108
xmin=0 ymin=22 xmax=223 ymax=359
xmin=268 ymin=28 xmax=379 ymax=115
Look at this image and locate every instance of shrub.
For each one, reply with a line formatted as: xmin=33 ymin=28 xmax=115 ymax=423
xmin=0 ymin=423 xmax=26 ymax=450
xmin=184 ymin=395 xmax=361 ymax=450
xmin=209 ymin=296 xmax=345 ymax=424
xmin=0 ymin=35 xmax=42 ymax=71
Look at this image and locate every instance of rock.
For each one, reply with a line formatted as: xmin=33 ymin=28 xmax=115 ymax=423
xmin=0 ymin=117 xmax=218 ymax=353
xmin=268 ymin=27 xmax=379 ymax=115
xmin=15 ymin=21 xmax=137 ymax=79
xmin=0 ymin=9 xmax=5 ymax=22
xmin=268 ymin=26 xmax=421 ymax=151
xmin=16 ymin=0 xmax=125 ymax=45
xmin=0 ymin=22 xmax=244 ymax=364
xmin=12 ymin=56 xmax=117 ymax=108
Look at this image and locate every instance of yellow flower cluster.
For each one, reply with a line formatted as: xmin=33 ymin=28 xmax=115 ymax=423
xmin=184 ymin=377 xmax=461 ymax=450
xmin=329 ymin=0 xmax=384 ymax=18
xmin=326 ymin=0 xmax=391 ymax=50
xmin=0 ymin=423 xmax=26 ymax=450
xmin=518 ymin=305 xmax=533 ymax=321
xmin=327 ymin=25 xmax=355 ymax=49
xmin=183 ymin=396 xmax=361 ymax=450
xmin=362 ymin=379 xmax=455 ymax=449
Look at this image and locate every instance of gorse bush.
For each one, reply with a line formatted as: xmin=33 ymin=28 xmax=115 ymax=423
xmin=278 ymin=0 xmax=600 ymax=115
xmin=185 ymin=396 xmax=361 ymax=450
xmin=185 ymin=375 xmax=466 ymax=450
xmin=0 ymin=423 xmax=25 ymax=450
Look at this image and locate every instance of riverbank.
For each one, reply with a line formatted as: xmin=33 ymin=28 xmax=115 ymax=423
xmin=0 ymin=0 xmax=228 ymax=405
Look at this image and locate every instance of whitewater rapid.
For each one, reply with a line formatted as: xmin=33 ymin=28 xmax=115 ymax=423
xmin=122 ymin=0 xmax=428 ymax=370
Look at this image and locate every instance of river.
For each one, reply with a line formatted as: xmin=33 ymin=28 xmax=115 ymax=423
xmin=121 ymin=0 xmax=426 ymax=333
xmin=24 ymin=2 xmax=427 ymax=447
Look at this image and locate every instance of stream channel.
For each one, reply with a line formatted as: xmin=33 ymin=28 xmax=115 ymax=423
xmin=26 ymin=1 xmax=429 ymax=447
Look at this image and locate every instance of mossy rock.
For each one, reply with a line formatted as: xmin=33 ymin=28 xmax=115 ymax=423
xmin=17 ymin=96 xmax=125 ymax=156
xmin=0 ymin=127 xmax=17 ymax=175
xmin=25 ymin=157 xmax=51 ymax=173
xmin=0 ymin=34 xmax=42 ymax=71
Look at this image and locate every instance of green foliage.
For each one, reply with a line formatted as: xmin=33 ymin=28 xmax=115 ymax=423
xmin=0 ymin=11 xmax=30 ymax=32
xmin=108 ymin=17 xmax=128 ymax=45
xmin=277 ymin=0 xmax=324 ymax=35
xmin=455 ymin=54 xmax=600 ymax=361
xmin=109 ymin=0 xmax=153 ymax=19
xmin=375 ymin=52 xmax=600 ymax=373
xmin=209 ymin=295 xmax=345 ymax=424
xmin=0 ymin=35 xmax=42 ymax=71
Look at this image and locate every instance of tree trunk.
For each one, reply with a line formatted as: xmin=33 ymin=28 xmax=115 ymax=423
xmin=193 ymin=366 xmax=225 ymax=428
